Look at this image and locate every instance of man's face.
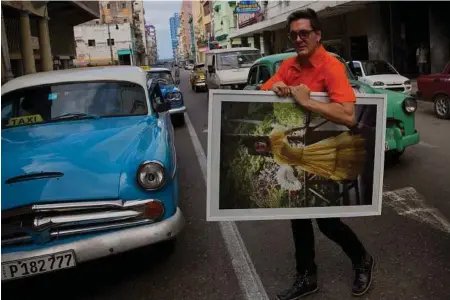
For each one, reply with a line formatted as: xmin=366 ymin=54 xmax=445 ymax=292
xmin=289 ymin=19 xmax=321 ymax=57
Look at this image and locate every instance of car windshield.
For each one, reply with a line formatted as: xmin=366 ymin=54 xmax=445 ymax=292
xmin=361 ymin=60 xmax=398 ymax=76
xmin=194 ymin=64 xmax=205 ymax=71
xmin=148 ymin=71 xmax=174 ymax=85
xmin=274 ymin=56 xmax=356 ymax=81
xmin=217 ymin=50 xmax=261 ymax=70
xmin=1 ymin=81 xmax=148 ymax=129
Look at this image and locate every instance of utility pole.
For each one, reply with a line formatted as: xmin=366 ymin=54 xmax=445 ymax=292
xmin=107 ymin=23 xmax=114 ymax=64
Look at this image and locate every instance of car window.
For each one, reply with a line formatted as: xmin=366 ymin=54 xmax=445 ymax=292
xmin=1 ymin=81 xmax=148 ymax=129
xmin=351 ymin=62 xmax=364 ymax=77
xmin=258 ymin=66 xmax=271 ymax=84
xmin=247 ymin=66 xmax=258 ymax=85
xmin=361 ymin=60 xmax=398 ymax=76
xmin=147 ymin=71 xmax=174 ymax=85
xmin=217 ymin=50 xmax=261 ymax=70
xmin=274 ymin=61 xmax=282 ymax=73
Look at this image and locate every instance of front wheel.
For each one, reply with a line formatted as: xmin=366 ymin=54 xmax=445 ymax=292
xmin=434 ymin=94 xmax=450 ymax=119
xmin=171 ymin=114 xmax=185 ymax=127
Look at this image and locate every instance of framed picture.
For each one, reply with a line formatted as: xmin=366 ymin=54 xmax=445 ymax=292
xmin=207 ymin=90 xmax=387 ymax=221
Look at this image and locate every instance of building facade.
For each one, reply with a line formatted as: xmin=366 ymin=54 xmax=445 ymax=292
xmin=73 ymin=22 xmax=134 ymax=66
xmin=2 ymin=1 xmax=100 ymax=84
xmin=211 ymin=1 xmax=239 ymax=49
xmin=146 ymin=24 xmax=158 ymax=64
xmin=181 ymin=0 xmax=193 ymax=60
xmin=92 ymin=1 xmax=147 ymax=65
xmin=229 ymin=1 xmax=450 ymax=75
xmin=169 ymin=13 xmax=180 ymax=60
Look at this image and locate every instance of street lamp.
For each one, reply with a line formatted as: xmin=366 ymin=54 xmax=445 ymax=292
xmin=107 ymin=22 xmax=119 ymax=65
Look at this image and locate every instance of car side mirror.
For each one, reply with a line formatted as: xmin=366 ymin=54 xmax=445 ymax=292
xmin=208 ymin=66 xmax=215 ymax=74
xmin=156 ymin=102 xmax=170 ymax=113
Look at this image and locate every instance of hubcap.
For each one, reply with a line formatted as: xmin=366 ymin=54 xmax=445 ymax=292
xmin=436 ymin=96 xmax=449 ymax=116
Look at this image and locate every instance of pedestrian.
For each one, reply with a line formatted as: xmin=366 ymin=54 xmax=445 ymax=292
xmin=260 ymin=8 xmax=374 ymax=300
xmin=174 ymin=64 xmax=180 ymax=81
xmin=416 ymin=43 xmax=428 ymax=75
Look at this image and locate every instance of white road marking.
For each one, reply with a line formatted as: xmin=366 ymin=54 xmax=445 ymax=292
xmin=184 ymin=113 xmax=270 ymax=300
xmin=418 ymin=141 xmax=437 ymax=148
xmin=383 ymin=187 xmax=450 ymax=234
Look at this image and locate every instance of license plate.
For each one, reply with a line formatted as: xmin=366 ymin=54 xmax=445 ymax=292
xmin=2 ymin=250 xmax=76 ymax=281
xmin=385 ymin=142 xmax=389 ymax=151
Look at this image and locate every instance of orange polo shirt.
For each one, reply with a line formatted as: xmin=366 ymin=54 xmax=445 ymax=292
xmin=261 ymin=45 xmax=356 ymax=103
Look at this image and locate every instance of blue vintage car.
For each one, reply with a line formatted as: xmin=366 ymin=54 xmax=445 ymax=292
xmin=146 ymin=67 xmax=186 ymax=126
xmin=1 ymin=66 xmax=185 ymax=281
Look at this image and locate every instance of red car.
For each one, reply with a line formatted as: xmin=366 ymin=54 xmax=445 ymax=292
xmin=417 ymin=61 xmax=450 ymax=119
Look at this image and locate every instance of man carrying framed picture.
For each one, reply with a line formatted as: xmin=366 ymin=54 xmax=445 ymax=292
xmin=260 ymin=8 xmax=375 ymax=300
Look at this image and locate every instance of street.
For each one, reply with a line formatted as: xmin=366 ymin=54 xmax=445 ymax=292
xmin=3 ymin=70 xmax=450 ymax=300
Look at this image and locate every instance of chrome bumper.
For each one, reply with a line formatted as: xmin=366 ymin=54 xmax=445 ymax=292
xmin=1 ymin=208 xmax=185 ymax=265
xmin=169 ymin=106 xmax=186 ymax=114
xmin=195 ymin=82 xmax=206 ymax=86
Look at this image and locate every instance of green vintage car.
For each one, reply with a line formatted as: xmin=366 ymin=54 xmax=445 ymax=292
xmin=244 ymin=52 xmax=420 ymax=159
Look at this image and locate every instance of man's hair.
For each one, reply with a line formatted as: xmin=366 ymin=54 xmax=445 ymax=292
xmin=287 ymin=8 xmax=322 ymax=31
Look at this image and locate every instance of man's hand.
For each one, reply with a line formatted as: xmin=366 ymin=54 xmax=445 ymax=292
xmin=290 ymin=84 xmax=312 ymax=107
xmin=271 ymin=82 xmax=291 ymax=97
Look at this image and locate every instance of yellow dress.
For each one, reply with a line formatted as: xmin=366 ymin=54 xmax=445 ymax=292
xmin=269 ymin=129 xmax=366 ymax=181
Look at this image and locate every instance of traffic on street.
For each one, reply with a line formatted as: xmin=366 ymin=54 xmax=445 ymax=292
xmin=2 ymin=1 xmax=450 ymax=300
xmin=3 ymin=69 xmax=450 ymax=300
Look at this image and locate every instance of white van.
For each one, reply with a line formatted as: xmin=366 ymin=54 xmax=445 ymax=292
xmin=205 ymin=47 xmax=261 ymax=92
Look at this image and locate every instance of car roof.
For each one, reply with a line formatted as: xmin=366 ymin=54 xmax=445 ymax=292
xmin=1 ymin=66 xmax=148 ymax=95
xmin=148 ymin=67 xmax=171 ymax=72
xmin=207 ymin=47 xmax=259 ymax=54
xmin=253 ymin=51 xmax=341 ymax=65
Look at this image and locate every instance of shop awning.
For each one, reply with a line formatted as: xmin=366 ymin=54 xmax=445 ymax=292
xmin=118 ymin=49 xmax=133 ymax=56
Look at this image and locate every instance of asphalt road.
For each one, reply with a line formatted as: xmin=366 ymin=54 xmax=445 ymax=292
xmin=3 ymin=70 xmax=450 ymax=300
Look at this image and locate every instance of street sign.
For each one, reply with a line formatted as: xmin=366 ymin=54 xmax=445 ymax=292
xmin=235 ymin=0 xmax=260 ymax=14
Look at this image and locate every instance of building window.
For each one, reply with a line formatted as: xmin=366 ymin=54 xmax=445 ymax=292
xmin=106 ymin=3 xmax=110 ymax=9
xmin=107 ymin=39 xmax=115 ymax=46
xmin=124 ymin=18 xmax=128 ymax=22
xmin=122 ymin=3 xmax=126 ymax=9
xmin=135 ymin=14 xmax=140 ymax=21
xmin=203 ymin=2 xmax=210 ymax=16
xmin=88 ymin=39 xmax=96 ymax=47
xmin=96 ymin=21 xmax=99 ymax=25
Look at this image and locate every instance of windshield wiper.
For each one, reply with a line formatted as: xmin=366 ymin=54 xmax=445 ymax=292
xmin=52 ymin=112 xmax=101 ymax=121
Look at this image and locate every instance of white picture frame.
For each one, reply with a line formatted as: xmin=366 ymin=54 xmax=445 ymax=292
xmin=207 ymin=89 xmax=387 ymax=222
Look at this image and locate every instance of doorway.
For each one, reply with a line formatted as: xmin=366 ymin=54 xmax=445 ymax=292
xmin=350 ymin=36 xmax=369 ymax=60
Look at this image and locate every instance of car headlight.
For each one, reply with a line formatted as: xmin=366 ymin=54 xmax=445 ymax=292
xmin=167 ymin=92 xmax=182 ymax=101
xmin=403 ymin=97 xmax=417 ymax=114
xmin=137 ymin=161 xmax=166 ymax=191
xmin=404 ymin=80 xmax=411 ymax=85
xmin=373 ymin=81 xmax=385 ymax=86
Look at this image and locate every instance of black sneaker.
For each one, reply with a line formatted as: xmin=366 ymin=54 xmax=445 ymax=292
xmin=276 ymin=271 xmax=318 ymax=300
xmin=352 ymin=254 xmax=374 ymax=296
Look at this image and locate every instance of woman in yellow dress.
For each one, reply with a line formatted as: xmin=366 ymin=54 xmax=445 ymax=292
xmin=269 ymin=127 xmax=366 ymax=181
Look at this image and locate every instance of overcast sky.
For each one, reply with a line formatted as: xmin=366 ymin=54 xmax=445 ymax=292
xmin=144 ymin=0 xmax=181 ymax=60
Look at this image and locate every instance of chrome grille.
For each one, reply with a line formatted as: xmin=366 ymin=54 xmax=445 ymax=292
xmin=2 ymin=200 xmax=162 ymax=246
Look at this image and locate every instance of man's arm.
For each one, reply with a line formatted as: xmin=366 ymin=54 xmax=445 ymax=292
xmin=291 ymin=60 xmax=357 ymax=127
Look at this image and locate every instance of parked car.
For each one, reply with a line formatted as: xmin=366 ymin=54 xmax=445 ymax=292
xmin=190 ymin=63 xmax=206 ymax=92
xmin=349 ymin=60 xmax=412 ymax=94
xmin=147 ymin=67 xmax=186 ymax=126
xmin=186 ymin=64 xmax=194 ymax=70
xmin=416 ymin=61 xmax=450 ymax=119
xmin=1 ymin=66 xmax=185 ymax=281
xmin=205 ymin=47 xmax=262 ymax=96
xmin=245 ymin=52 xmax=420 ymax=160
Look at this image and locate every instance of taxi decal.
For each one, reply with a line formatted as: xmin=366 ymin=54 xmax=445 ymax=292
xmin=140 ymin=66 xmax=151 ymax=71
xmin=6 ymin=115 xmax=44 ymax=127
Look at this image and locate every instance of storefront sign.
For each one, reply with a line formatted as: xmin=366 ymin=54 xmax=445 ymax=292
xmin=235 ymin=0 xmax=260 ymax=14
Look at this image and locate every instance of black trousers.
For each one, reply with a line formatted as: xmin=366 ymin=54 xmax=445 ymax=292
xmin=291 ymin=218 xmax=366 ymax=274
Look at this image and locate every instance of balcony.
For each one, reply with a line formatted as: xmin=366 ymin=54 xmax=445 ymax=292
xmin=197 ymin=39 xmax=208 ymax=48
xmin=238 ymin=12 xmax=264 ymax=29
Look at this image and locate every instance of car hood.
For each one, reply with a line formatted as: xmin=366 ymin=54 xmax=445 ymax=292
xmin=1 ymin=116 xmax=151 ymax=210
xmin=217 ymin=68 xmax=251 ymax=84
xmin=351 ymin=80 xmax=406 ymax=118
xmin=363 ymin=74 xmax=409 ymax=85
